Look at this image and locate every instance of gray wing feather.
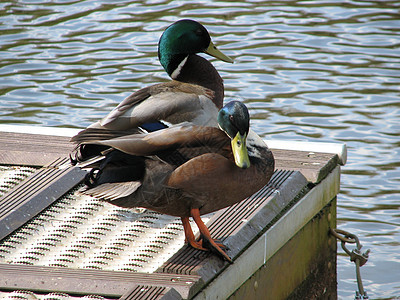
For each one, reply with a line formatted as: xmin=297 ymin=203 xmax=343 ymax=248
xmin=80 ymin=181 xmax=141 ymax=201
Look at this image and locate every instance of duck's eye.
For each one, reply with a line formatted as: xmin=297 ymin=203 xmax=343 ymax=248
xmin=237 ymin=140 xmax=242 ymax=147
xmin=195 ymin=29 xmax=203 ymax=36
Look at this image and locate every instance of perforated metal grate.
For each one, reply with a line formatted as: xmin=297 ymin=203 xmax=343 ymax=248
xmin=0 ymin=290 xmax=108 ymax=300
xmin=0 ymin=166 xmax=37 ymax=198
xmin=0 ymin=185 xmax=211 ymax=273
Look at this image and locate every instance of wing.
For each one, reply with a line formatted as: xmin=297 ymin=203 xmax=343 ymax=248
xmin=88 ymin=81 xmax=218 ymax=130
xmin=76 ymin=125 xmax=229 ymax=157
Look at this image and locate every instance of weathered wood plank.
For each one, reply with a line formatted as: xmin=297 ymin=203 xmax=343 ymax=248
xmin=271 ymin=148 xmax=339 ymax=183
xmin=0 ymin=132 xmax=339 ymax=184
xmin=0 ymin=132 xmax=335 ymax=194
xmin=0 ymin=132 xmax=75 ymax=166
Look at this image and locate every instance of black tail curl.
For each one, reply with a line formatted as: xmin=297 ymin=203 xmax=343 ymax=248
xmin=70 ymin=144 xmax=111 ymax=165
xmin=85 ymin=167 xmax=103 ymax=188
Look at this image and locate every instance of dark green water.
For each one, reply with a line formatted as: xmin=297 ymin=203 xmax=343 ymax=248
xmin=1 ymin=1 xmax=399 ymax=298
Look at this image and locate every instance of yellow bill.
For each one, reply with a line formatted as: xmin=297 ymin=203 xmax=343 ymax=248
xmin=231 ymin=131 xmax=250 ymax=169
xmin=205 ymin=41 xmax=234 ymax=63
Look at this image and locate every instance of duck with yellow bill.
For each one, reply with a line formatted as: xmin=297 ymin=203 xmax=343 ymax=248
xmin=71 ymin=101 xmax=275 ymax=262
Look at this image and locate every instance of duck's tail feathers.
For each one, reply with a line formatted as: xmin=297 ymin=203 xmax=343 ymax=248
xmin=80 ymin=181 xmax=141 ymax=202
xmin=70 ymin=128 xmax=142 ymax=144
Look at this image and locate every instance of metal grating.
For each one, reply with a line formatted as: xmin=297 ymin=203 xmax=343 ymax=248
xmin=0 ymin=158 xmax=87 ymax=240
xmin=0 ymin=290 xmax=108 ymax=300
xmin=0 ymin=166 xmax=37 ymax=198
xmin=0 ymin=186 xmax=212 ymax=273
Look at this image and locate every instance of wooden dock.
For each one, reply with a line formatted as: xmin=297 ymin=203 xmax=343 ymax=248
xmin=0 ymin=125 xmax=346 ymax=300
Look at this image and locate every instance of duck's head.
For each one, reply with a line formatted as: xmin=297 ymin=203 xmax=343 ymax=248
xmin=158 ymin=19 xmax=233 ymax=77
xmin=218 ymin=101 xmax=251 ymax=169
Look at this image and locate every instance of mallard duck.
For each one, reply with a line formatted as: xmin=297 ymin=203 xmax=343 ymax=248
xmin=71 ymin=101 xmax=275 ymax=262
xmin=88 ymin=19 xmax=233 ymax=132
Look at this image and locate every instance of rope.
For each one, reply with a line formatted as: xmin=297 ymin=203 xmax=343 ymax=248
xmin=330 ymin=228 xmax=370 ymax=300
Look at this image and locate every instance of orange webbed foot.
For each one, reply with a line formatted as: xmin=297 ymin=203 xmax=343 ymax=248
xmin=190 ymin=208 xmax=232 ymax=263
xmin=181 ymin=216 xmax=208 ymax=251
xmin=181 ymin=211 xmax=233 ymax=263
xmin=198 ymin=237 xmax=228 ymax=250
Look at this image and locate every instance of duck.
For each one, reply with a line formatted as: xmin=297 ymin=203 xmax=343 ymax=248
xmin=71 ymin=101 xmax=275 ymax=262
xmin=88 ymin=19 xmax=232 ymax=131
xmin=71 ymin=19 xmax=233 ymax=164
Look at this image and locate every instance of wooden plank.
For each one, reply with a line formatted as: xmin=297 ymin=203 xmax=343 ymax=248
xmin=271 ymin=148 xmax=339 ymax=183
xmin=0 ymin=132 xmax=75 ymax=166
xmin=0 ymin=132 xmax=339 ymax=184
xmin=0 ymin=263 xmax=199 ymax=299
xmin=267 ymin=139 xmax=347 ymax=165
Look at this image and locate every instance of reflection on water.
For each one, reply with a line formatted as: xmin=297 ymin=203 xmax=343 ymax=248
xmin=1 ymin=0 xmax=399 ymax=298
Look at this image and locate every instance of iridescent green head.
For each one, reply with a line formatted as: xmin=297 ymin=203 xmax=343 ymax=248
xmin=218 ymin=101 xmax=251 ymax=169
xmin=158 ymin=19 xmax=233 ymax=77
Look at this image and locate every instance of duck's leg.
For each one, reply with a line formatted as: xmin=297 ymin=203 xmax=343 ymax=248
xmin=181 ymin=216 xmax=207 ymax=251
xmin=190 ymin=208 xmax=232 ymax=263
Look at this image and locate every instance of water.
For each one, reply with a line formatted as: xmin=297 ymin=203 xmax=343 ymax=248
xmin=1 ymin=0 xmax=399 ymax=298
